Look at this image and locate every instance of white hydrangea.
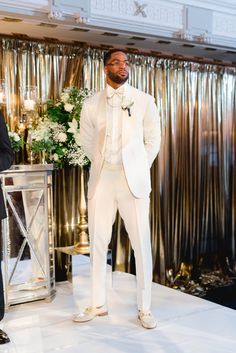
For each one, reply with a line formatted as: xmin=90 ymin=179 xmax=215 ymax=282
xmin=60 ymin=92 xmax=69 ymax=104
xmin=31 ymin=126 xmax=51 ymax=141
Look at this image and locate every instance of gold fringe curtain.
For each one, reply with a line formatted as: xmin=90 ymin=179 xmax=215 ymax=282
xmin=1 ymin=40 xmax=235 ymax=283
xmin=153 ymin=61 xmax=236 ymax=283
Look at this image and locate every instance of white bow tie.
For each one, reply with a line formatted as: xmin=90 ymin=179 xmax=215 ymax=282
xmin=106 ymin=86 xmax=124 ymax=99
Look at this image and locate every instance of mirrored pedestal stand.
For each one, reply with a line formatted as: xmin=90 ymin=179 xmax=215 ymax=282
xmin=0 ymin=164 xmax=56 ymax=309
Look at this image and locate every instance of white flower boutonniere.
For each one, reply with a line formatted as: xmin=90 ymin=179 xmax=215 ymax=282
xmin=121 ymin=97 xmax=134 ymax=117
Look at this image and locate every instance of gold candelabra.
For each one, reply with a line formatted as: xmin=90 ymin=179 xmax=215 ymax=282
xmin=56 ymin=166 xmax=90 ymax=256
xmin=74 ymin=166 xmax=90 ymax=253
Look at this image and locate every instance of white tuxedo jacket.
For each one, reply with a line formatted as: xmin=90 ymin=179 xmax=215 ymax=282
xmin=80 ymin=84 xmax=161 ymax=199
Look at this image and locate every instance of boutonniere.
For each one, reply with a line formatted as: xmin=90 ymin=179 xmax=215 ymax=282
xmin=121 ymin=97 xmax=134 ymax=117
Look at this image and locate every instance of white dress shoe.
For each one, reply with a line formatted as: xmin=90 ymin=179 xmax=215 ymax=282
xmin=73 ymin=305 xmax=108 ymax=323
xmin=138 ymin=311 xmax=157 ymax=329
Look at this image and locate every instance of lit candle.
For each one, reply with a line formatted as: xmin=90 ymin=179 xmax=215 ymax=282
xmin=24 ymin=99 xmax=35 ymax=111
xmin=0 ymin=92 xmax=3 ymax=104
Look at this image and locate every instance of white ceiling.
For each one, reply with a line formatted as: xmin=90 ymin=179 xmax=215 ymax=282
xmin=0 ymin=6 xmax=236 ymax=66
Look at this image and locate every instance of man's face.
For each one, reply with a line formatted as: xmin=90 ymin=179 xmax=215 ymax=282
xmin=104 ymin=51 xmax=129 ymax=85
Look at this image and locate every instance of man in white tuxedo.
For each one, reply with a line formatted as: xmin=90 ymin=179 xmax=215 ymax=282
xmin=73 ymin=49 xmax=161 ymax=329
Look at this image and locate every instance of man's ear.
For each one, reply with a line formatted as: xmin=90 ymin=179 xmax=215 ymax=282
xmin=104 ymin=66 xmax=108 ymax=75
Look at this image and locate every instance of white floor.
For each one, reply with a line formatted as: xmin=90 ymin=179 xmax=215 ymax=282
xmin=1 ymin=255 xmax=236 ymax=353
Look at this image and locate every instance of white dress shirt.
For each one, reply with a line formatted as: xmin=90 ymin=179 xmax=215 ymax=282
xmin=104 ymin=84 xmax=125 ymax=165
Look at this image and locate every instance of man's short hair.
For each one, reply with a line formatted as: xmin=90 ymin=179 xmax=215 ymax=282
xmin=103 ymin=49 xmax=126 ymax=66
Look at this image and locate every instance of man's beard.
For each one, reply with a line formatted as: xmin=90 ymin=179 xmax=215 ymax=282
xmin=107 ymin=71 xmax=129 ymax=84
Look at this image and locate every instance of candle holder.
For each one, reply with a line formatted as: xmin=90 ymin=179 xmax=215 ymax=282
xmin=18 ymin=114 xmax=27 ymax=163
xmin=21 ymin=86 xmax=38 ymax=164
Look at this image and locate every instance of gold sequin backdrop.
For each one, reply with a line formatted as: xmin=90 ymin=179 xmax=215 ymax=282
xmin=1 ymin=39 xmax=235 ymax=283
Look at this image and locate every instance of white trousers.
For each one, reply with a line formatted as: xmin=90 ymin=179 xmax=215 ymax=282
xmin=88 ymin=164 xmax=153 ymax=311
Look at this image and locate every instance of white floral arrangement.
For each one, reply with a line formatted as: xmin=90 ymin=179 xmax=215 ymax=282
xmin=8 ymin=129 xmax=23 ymax=152
xmin=31 ymin=87 xmax=92 ymax=168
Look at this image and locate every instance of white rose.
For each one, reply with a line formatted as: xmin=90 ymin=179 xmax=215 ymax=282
xmin=64 ymin=103 xmax=74 ymax=112
xmin=55 ymin=132 xmax=67 ymax=143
